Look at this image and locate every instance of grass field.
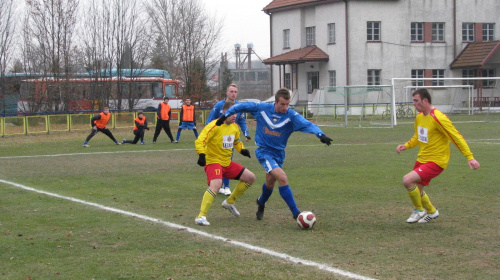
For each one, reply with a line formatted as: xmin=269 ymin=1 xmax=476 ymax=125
xmin=1 ymin=120 xmax=499 ymax=279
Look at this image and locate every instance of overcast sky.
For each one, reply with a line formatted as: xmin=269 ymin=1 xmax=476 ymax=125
xmin=200 ymin=0 xmax=272 ymax=61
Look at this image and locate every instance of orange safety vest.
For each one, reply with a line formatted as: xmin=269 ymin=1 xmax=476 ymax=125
xmin=95 ymin=112 xmax=111 ymax=129
xmin=133 ymin=116 xmax=146 ymax=131
xmin=159 ymin=103 xmax=171 ymax=120
xmin=182 ymin=104 xmax=195 ymax=122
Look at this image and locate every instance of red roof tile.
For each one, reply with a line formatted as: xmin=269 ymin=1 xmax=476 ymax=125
xmin=450 ymin=41 xmax=500 ymax=69
xmin=263 ymin=45 xmax=329 ymax=65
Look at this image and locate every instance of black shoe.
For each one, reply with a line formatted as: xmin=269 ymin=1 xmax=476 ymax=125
xmin=256 ymin=198 xmax=265 ymax=220
xmin=293 ymin=213 xmax=299 ymax=220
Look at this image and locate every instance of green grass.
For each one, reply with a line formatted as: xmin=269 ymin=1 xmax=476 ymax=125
xmin=1 ymin=121 xmax=499 ymax=279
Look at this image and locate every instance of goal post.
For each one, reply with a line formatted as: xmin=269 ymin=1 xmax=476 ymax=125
xmin=391 ymin=77 xmax=500 ymax=124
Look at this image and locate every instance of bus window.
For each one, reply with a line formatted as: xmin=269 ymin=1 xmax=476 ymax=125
xmin=152 ymin=82 xmax=163 ymax=99
xmin=165 ymin=84 xmax=175 ymax=98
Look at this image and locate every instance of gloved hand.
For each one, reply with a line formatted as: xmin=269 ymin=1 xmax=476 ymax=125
xmin=319 ymin=134 xmax=333 ymax=146
xmin=197 ymin=153 xmax=206 ymax=166
xmin=215 ymin=115 xmax=227 ymax=126
xmin=245 ymin=135 xmax=251 ymax=141
xmin=240 ymin=149 xmax=251 ymax=158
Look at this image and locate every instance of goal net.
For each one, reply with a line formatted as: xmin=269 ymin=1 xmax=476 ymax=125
xmin=392 ymin=77 xmax=500 ymax=124
xmin=311 ymin=85 xmax=394 ymax=128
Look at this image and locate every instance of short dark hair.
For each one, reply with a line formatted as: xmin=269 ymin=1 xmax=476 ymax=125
xmin=413 ymin=88 xmax=432 ymax=104
xmin=275 ymin=88 xmax=290 ymax=102
xmin=164 ymin=96 xmax=169 ymax=101
xmin=223 ymin=101 xmax=235 ymax=111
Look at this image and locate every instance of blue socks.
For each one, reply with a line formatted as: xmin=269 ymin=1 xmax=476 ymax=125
xmin=278 ymin=185 xmax=300 ymax=217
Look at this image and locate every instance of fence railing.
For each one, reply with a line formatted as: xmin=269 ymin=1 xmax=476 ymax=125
xmin=1 ymin=106 xmax=309 ymax=137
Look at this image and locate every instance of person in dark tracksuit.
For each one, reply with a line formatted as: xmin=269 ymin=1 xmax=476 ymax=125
xmin=153 ymin=97 xmax=176 ymax=144
xmin=122 ymin=111 xmax=149 ymax=145
xmin=83 ymin=107 xmax=121 ymax=147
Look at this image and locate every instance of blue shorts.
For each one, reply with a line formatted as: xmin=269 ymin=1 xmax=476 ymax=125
xmin=178 ymin=121 xmax=196 ymax=130
xmin=255 ymin=147 xmax=285 ymax=173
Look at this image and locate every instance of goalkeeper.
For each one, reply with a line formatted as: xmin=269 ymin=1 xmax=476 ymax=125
xmin=216 ymin=88 xmax=333 ymax=222
xmin=194 ymin=102 xmax=255 ymax=226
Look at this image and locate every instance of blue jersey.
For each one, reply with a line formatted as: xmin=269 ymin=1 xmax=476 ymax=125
xmin=224 ymin=102 xmax=325 ymax=151
xmin=206 ymin=100 xmax=249 ymax=137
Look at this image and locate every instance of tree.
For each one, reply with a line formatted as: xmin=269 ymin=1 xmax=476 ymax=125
xmin=0 ymin=0 xmax=18 ymax=114
xmin=24 ymin=0 xmax=80 ymax=112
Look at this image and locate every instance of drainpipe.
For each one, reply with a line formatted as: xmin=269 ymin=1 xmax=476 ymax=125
xmin=453 ymin=0 xmax=456 ymax=58
xmin=344 ymin=0 xmax=349 ymax=86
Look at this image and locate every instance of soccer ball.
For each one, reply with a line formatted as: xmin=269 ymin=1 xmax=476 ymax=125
xmin=296 ymin=211 xmax=316 ymax=229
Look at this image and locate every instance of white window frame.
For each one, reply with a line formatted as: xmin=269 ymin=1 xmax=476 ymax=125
xmin=328 ymin=70 xmax=336 ymax=91
xmin=411 ymin=22 xmax=423 ymax=42
xmin=327 ymin=23 xmax=336 ymax=44
xmin=481 ymin=69 xmax=496 ymax=87
xmin=432 ymin=69 xmax=445 ymax=86
xmin=432 ymin=22 xmax=445 ymax=42
xmin=483 ymin=23 xmax=495 ymax=41
xmin=367 ymin=21 xmax=381 ymax=41
xmin=283 ymin=29 xmax=290 ymax=48
xmin=367 ymin=69 xmax=381 ymax=85
xmin=306 ymin=26 xmax=316 ymax=46
xmin=462 ymin=69 xmax=475 ymax=86
xmin=411 ymin=69 xmax=425 ymax=86
xmin=462 ymin=23 xmax=474 ymax=42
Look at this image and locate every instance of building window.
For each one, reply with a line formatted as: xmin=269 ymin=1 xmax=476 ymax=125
xmin=462 ymin=23 xmax=474 ymax=42
xmin=367 ymin=69 xmax=381 ymax=85
xmin=411 ymin=69 xmax=425 ymax=86
xmin=482 ymin=69 xmax=496 ymax=87
xmin=284 ymin=73 xmax=291 ymax=89
xmin=367 ymin=21 xmax=380 ymax=41
xmin=328 ymin=70 xmax=336 ymax=91
xmin=411 ymin=22 xmax=423 ymax=42
xmin=327 ymin=23 xmax=335 ymax=44
xmin=306 ymin=26 xmax=316 ymax=46
xmin=483 ymin=23 xmax=495 ymax=41
xmin=462 ymin=69 xmax=475 ymax=86
xmin=283 ymin=29 xmax=290 ymax=49
xmin=432 ymin=69 xmax=445 ymax=86
xmin=432 ymin=22 xmax=445 ymax=42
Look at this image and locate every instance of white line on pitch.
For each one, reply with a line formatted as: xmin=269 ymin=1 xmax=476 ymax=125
xmin=0 ymin=179 xmax=377 ymax=280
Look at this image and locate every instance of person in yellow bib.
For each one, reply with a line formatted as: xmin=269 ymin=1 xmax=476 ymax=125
xmin=194 ymin=102 xmax=255 ymax=226
xmin=396 ymin=88 xmax=480 ymax=223
xmin=176 ymin=98 xmax=198 ymax=142
xmin=83 ymin=107 xmax=121 ymax=147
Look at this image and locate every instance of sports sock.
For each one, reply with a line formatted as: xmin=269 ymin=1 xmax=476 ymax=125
xmin=407 ymin=185 xmax=424 ymax=211
xmin=176 ymin=130 xmax=181 ymax=141
xmin=227 ymin=181 xmax=251 ymax=204
xmin=258 ymin=183 xmax=273 ymax=205
xmin=197 ymin=189 xmax=216 ymax=219
xmin=222 ymin=178 xmax=230 ymax=189
xmin=278 ymin=185 xmax=300 ymax=217
xmin=193 ymin=129 xmax=199 ymax=138
xmin=421 ymin=191 xmax=436 ymax=214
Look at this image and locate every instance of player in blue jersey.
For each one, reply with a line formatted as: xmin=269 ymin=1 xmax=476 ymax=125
xmin=206 ymin=84 xmax=251 ymax=195
xmin=216 ymin=88 xmax=333 ymax=222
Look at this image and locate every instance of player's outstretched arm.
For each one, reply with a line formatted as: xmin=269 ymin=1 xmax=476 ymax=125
xmin=215 ymin=115 xmax=227 ymax=126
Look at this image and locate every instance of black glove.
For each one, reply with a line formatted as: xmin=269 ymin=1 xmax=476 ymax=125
xmin=319 ymin=134 xmax=333 ymax=146
xmin=197 ymin=153 xmax=206 ymax=166
xmin=245 ymin=135 xmax=251 ymax=141
xmin=215 ymin=115 xmax=227 ymax=126
xmin=240 ymin=149 xmax=251 ymax=158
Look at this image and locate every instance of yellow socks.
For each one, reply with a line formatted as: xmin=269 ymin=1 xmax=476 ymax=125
xmin=421 ymin=191 xmax=436 ymax=214
xmin=197 ymin=189 xmax=216 ymax=219
xmin=227 ymin=181 xmax=251 ymax=204
xmin=407 ymin=185 xmax=424 ymax=211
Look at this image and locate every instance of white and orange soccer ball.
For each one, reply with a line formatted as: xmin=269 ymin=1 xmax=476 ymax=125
xmin=296 ymin=211 xmax=316 ymax=229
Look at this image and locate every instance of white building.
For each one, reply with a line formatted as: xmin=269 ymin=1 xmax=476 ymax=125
xmin=262 ymin=0 xmax=500 ymax=106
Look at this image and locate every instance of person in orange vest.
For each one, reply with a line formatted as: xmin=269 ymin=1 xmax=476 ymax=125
xmin=122 ymin=111 xmax=149 ymax=145
xmin=152 ymin=97 xmax=177 ymax=144
xmin=176 ymin=98 xmax=199 ymax=142
xmin=83 ymin=107 xmax=121 ymax=147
